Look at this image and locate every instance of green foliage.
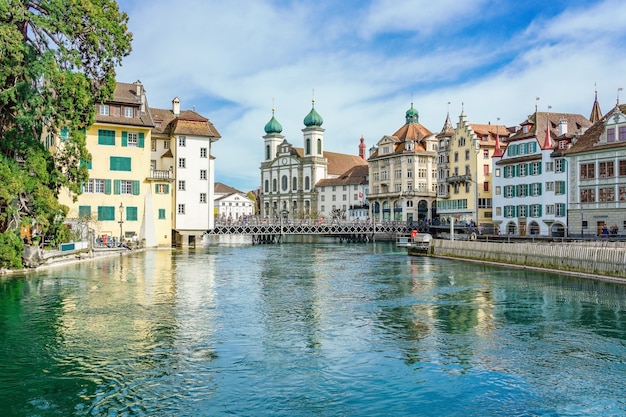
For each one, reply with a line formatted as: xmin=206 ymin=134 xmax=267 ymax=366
xmin=0 ymin=230 xmax=24 ymax=270
xmin=0 ymin=0 xmax=132 ymax=268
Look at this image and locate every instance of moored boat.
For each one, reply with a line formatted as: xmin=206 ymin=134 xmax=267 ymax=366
xmin=407 ymin=233 xmax=433 ymax=256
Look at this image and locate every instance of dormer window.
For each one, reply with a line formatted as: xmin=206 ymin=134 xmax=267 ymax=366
xmin=100 ymin=104 xmax=109 ymax=116
xmin=522 ymin=125 xmax=530 ymax=133
xmin=383 ymin=146 xmax=390 ymax=154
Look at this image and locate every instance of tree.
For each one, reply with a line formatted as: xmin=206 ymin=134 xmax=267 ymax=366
xmin=0 ymin=0 xmax=132 ymax=267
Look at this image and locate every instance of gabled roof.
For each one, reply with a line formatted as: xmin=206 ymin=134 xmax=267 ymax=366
xmin=316 ymin=164 xmax=369 ymax=187
xmin=150 ymin=107 xmax=221 ymax=138
xmin=95 ymin=81 xmax=154 ymax=128
xmin=289 ymin=147 xmax=367 ymax=176
xmin=214 ymin=182 xmax=243 ymax=195
xmin=508 ymin=112 xmax=591 ymax=143
xmin=564 ymin=104 xmax=626 ymax=155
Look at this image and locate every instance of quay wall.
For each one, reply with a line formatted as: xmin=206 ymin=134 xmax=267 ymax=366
xmin=430 ymin=239 xmax=626 ymax=281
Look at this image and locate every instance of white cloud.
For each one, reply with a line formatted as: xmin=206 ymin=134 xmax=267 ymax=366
xmin=115 ymin=0 xmax=626 ymax=191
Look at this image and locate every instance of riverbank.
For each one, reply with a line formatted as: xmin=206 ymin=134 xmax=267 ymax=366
xmin=0 ymin=246 xmax=145 ymax=276
xmin=428 ymin=238 xmax=626 ymax=285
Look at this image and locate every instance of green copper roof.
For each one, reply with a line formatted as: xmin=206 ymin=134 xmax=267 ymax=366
xmin=264 ymin=110 xmax=283 ymax=134
xmin=303 ymin=101 xmax=323 ymax=127
xmin=405 ymin=102 xmax=419 ymax=124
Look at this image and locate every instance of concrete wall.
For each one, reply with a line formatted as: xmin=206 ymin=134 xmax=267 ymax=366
xmin=431 ymin=239 xmax=626 ymax=279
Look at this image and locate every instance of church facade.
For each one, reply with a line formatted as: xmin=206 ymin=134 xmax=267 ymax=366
xmin=259 ymin=100 xmax=367 ymax=220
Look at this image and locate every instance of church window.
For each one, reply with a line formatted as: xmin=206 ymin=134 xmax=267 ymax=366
xmin=264 ymin=179 xmax=269 ymax=192
xmin=292 ymin=177 xmax=297 ymax=190
xmin=266 ymin=145 xmax=270 ymax=160
xmin=281 ymin=175 xmax=288 ymax=191
xmin=306 ymin=139 xmax=311 ymax=154
xmin=272 ymin=179 xmax=277 ymax=192
xmin=305 ymin=176 xmax=310 ymax=190
xmin=317 ymin=139 xmax=322 ymax=155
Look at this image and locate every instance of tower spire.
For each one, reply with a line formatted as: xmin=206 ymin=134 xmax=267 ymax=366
xmin=493 ymin=117 xmax=503 ymax=158
xmin=589 ymin=84 xmax=602 ymax=123
xmin=542 ymin=106 xmax=553 ymax=150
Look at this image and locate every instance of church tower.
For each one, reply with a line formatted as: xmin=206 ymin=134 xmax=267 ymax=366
xmin=263 ymin=107 xmax=284 ymax=161
xmin=302 ymin=99 xmax=324 ymax=156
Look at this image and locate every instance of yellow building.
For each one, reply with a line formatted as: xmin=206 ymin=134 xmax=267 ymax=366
xmin=58 ymin=81 xmax=173 ymax=247
xmin=436 ymin=109 xmax=508 ymax=232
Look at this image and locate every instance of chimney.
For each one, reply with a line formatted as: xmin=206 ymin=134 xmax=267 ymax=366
xmin=172 ymin=97 xmax=181 ymax=116
xmin=134 ymin=80 xmax=142 ymax=96
xmin=558 ymin=118 xmax=567 ymax=136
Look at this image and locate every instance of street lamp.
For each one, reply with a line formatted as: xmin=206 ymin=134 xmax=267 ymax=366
xmin=118 ymin=202 xmax=124 ymax=244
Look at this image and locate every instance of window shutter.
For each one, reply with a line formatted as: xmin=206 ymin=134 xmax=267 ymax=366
xmin=561 ymin=159 xmax=566 ymax=171
xmin=155 ymin=184 xmax=159 ymax=193
xmin=133 ymin=180 xmax=140 ymax=195
xmin=538 ymin=162 xmax=542 ymax=174
xmin=538 ymin=183 xmax=542 ymax=196
xmin=138 ymin=133 xmax=145 ymax=148
xmin=114 ymin=179 xmax=120 ymax=195
xmin=537 ymin=204 xmax=542 ymax=217
xmin=165 ymin=184 xmax=170 ymax=194
xmin=122 ymin=131 xmax=128 ymax=147
xmin=105 ymin=179 xmax=111 ymax=195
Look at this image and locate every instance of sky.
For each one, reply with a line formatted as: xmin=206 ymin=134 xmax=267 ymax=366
xmin=115 ymin=0 xmax=626 ymax=192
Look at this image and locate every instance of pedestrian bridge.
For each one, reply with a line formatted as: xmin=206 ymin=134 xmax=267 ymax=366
xmin=206 ymin=221 xmax=421 ymax=244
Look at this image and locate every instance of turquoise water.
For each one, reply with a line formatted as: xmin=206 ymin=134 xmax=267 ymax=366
xmin=0 ymin=242 xmax=625 ymax=416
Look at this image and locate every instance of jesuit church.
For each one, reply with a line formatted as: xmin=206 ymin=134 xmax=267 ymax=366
xmin=259 ymin=100 xmax=367 ymax=219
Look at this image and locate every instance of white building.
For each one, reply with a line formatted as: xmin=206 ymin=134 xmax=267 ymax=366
xmin=150 ymin=98 xmax=221 ymax=246
xmin=214 ymin=182 xmax=255 ymax=222
xmin=492 ymin=110 xmax=591 ymax=236
xmin=316 ymin=165 xmax=369 ymax=221
xmin=259 ymin=100 xmax=367 ymax=220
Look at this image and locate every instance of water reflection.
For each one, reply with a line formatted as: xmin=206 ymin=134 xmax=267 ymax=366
xmin=0 ymin=244 xmax=624 ymax=416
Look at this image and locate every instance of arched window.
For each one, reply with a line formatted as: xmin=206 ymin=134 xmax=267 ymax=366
xmin=292 ymin=176 xmax=297 ymax=190
xmin=317 ymin=139 xmax=322 ymax=155
xmin=305 ymin=176 xmax=310 ymax=190
xmin=306 ymin=139 xmax=311 ymax=155
xmin=264 ymin=179 xmax=269 ymax=193
xmin=266 ymin=145 xmax=271 ymax=160
xmin=272 ymin=178 xmax=277 ymax=192
xmin=281 ymin=175 xmax=288 ymax=191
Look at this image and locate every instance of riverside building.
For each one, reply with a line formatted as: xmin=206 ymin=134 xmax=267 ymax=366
xmin=367 ymin=103 xmax=437 ymax=222
xmin=565 ymin=101 xmax=626 ymax=237
xmin=492 ymin=108 xmax=591 ymax=236
xmin=435 ymin=108 xmax=509 ymax=232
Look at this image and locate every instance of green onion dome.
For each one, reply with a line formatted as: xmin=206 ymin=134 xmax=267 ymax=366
xmin=264 ymin=109 xmax=283 ymax=134
xmin=303 ymin=100 xmax=323 ymax=127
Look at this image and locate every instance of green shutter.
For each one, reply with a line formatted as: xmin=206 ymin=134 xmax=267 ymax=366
xmin=155 ymin=184 xmax=159 ymax=193
xmin=165 ymin=184 xmax=170 ymax=194
xmin=158 ymin=208 xmax=166 ymax=219
xmin=122 ymin=131 xmax=128 ymax=147
xmin=537 ymin=183 xmax=542 ymax=196
xmin=537 ymin=204 xmax=542 ymax=217
xmin=126 ymin=206 xmax=138 ymax=221
xmin=105 ymin=179 xmax=111 ymax=195
xmin=138 ymin=133 xmax=145 ymax=148
xmin=78 ymin=206 xmax=91 ymax=219
xmin=561 ymin=159 xmax=566 ymax=171
xmin=133 ymin=180 xmax=140 ymax=195
xmin=114 ymin=179 xmax=120 ymax=195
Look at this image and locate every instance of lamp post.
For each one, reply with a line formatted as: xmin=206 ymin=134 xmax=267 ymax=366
xmin=118 ymin=202 xmax=124 ymax=244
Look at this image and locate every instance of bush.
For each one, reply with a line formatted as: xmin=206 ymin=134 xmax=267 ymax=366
xmin=0 ymin=230 xmax=24 ymax=270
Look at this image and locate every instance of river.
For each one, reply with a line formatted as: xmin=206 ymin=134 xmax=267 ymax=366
xmin=0 ymin=242 xmax=625 ymax=416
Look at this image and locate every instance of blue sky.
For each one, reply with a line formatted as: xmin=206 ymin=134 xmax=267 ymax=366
xmin=115 ymin=0 xmax=626 ymax=192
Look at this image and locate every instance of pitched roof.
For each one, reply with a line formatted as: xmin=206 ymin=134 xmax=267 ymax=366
xmin=150 ymin=107 xmax=221 ymax=138
xmin=316 ymin=164 xmax=369 ymax=187
xmin=508 ymin=111 xmax=591 ymax=145
xmin=289 ymin=147 xmax=367 ymax=176
xmin=95 ymin=81 xmax=154 ymax=128
xmin=564 ymin=104 xmax=626 ymax=155
xmin=589 ymin=91 xmax=603 ymax=124
xmin=214 ymin=182 xmax=243 ymax=194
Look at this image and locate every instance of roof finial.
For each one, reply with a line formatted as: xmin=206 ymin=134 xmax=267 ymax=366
xmin=447 ymin=101 xmax=451 ymax=113
xmin=312 ymin=88 xmax=315 ymax=106
xmin=617 ymin=87 xmax=623 ymax=106
xmin=535 ymin=97 xmax=540 ymax=113
xmin=272 ymin=97 xmax=275 ymax=114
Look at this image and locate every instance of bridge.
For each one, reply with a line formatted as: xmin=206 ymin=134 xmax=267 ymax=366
xmin=206 ymin=221 xmax=425 ymax=244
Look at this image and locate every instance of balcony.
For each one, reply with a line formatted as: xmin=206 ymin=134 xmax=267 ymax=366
xmin=148 ymin=169 xmax=174 ymax=181
xmin=446 ymin=174 xmax=472 ymax=184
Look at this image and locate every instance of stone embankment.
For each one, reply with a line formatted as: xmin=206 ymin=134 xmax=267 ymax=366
xmin=430 ymin=239 xmax=626 ymax=283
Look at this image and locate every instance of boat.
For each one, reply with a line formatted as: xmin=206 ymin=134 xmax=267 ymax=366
xmin=407 ymin=233 xmax=433 ymax=256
